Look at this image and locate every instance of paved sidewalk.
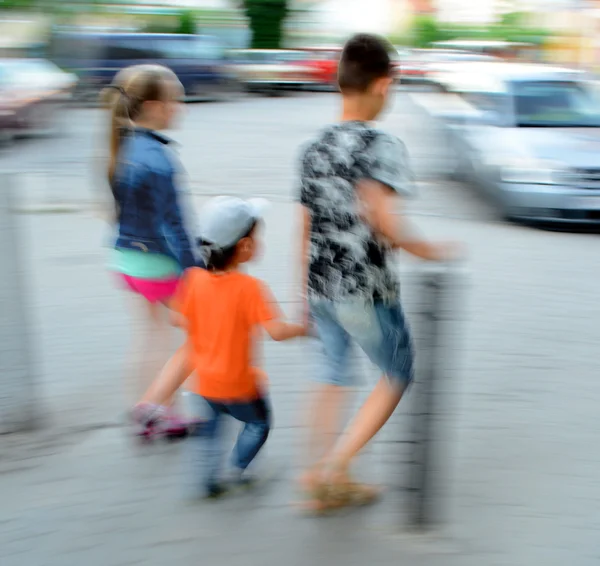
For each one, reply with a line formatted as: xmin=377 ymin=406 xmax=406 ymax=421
xmin=2 ymin=194 xmax=600 ymax=566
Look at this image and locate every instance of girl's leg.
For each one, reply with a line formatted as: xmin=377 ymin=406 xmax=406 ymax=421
xmin=126 ymin=295 xmax=173 ymax=404
xmin=139 ymin=345 xmax=192 ymax=406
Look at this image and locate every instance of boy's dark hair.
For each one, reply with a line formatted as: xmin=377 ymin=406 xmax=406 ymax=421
xmin=200 ymin=221 xmax=257 ymax=272
xmin=338 ymin=33 xmax=393 ymax=93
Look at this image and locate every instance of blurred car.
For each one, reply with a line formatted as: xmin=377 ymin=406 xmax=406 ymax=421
xmin=425 ymin=51 xmax=499 ymax=86
xmin=299 ymin=47 xmax=341 ymax=90
xmin=393 ymin=48 xmax=429 ymax=83
xmin=227 ymin=49 xmax=317 ymax=94
xmin=49 ymin=32 xmax=233 ymax=102
xmin=0 ymin=58 xmax=77 ymax=144
xmin=424 ymin=62 xmax=600 ymax=224
xmin=391 ymin=48 xmax=410 ymax=83
xmin=397 ymin=49 xmax=498 ymax=85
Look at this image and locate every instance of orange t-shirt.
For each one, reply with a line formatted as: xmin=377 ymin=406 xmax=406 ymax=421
xmin=175 ymin=268 xmax=277 ymax=401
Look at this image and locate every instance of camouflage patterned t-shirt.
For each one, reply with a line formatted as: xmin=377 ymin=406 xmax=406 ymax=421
xmin=298 ymin=121 xmax=414 ymax=302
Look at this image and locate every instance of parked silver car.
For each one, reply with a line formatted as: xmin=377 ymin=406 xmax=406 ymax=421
xmin=227 ymin=49 xmax=316 ymax=94
xmin=425 ymin=62 xmax=600 ymax=224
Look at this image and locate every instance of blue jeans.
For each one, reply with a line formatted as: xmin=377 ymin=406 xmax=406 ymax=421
xmin=185 ymin=393 xmax=271 ymax=495
xmin=309 ymin=298 xmax=414 ymax=387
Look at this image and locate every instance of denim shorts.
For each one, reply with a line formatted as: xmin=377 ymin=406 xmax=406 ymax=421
xmin=309 ymin=298 xmax=414 ymax=387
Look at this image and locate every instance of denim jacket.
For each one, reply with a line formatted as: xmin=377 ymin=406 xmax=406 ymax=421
xmin=111 ymin=128 xmax=199 ymax=270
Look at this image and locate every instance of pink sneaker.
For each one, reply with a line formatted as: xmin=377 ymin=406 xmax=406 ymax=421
xmin=131 ymin=403 xmax=165 ymax=441
xmin=161 ymin=411 xmax=191 ymax=439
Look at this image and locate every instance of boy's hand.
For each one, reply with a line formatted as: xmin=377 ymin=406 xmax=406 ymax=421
xmin=431 ymin=241 xmax=465 ymax=262
xmin=298 ymin=294 xmax=318 ymax=337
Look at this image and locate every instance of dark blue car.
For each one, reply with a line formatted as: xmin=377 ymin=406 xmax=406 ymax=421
xmin=49 ymin=32 xmax=233 ymax=101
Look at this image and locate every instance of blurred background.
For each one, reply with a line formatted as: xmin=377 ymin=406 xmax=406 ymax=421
xmin=2 ymin=2 xmax=600 ymax=566
xmin=1 ymin=0 xmax=600 ymax=132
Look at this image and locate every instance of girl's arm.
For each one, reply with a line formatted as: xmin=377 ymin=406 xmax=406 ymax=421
xmin=156 ymin=170 xmax=198 ymax=270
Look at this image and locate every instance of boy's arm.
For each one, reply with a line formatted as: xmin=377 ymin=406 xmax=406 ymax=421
xmin=357 ymin=179 xmax=454 ymax=261
xmin=298 ymin=204 xmax=311 ymax=300
xmin=297 ymin=204 xmax=312 ymax=329
xmin=359 ymin=134 xmax=460 ymax=262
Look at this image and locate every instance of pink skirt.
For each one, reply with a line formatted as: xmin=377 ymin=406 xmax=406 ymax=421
xmin=119 ymin=274 xmax=179 ymax=304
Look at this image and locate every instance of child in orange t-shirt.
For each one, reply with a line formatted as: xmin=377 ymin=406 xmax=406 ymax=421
xmin=135 ymin=196 xmax=307 ymax=498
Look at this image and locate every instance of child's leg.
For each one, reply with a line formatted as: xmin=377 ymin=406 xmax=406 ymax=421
xmin=225 ymin=397 xmax=271 ymax=474
xmin=184 ymin=395 xmax=226 ymax=498
xmin=139 ymin=344 xmax=192 ymax=406
xmin=126 ymin=295 xmax=173 ymax=404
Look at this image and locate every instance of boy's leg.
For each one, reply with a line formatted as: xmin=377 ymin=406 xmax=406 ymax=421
xmin=301 ymin=383 xmax=347 ymax=486
xmin=329 ymin=376 xmax=404 ymax=477
xmin=300 ymin=301 xmax=353 ymax=491
xmin=324 ymin=301 xmax=414 ymax=494
xmin=225 ymin=397 xmax=271 ymax=474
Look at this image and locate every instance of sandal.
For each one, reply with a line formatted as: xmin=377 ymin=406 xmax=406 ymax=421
xmin=326 ymin=479 xmax=382 ymax=508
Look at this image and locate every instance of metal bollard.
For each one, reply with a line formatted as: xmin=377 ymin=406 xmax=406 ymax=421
xmin=0 ymin=172 xmax=38 ymax=433
xmin=407 ymin=263 xmax=461 ymax=530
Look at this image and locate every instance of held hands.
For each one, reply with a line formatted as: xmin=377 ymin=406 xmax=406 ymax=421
xmin=298 ymin=293 xmax=316 ymax=338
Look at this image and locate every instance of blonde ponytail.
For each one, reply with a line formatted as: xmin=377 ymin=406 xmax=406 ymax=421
xmin=100 ymin=64 xmax=179 ymax=218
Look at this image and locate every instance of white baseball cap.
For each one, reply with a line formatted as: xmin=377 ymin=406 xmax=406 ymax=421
xmin=198 ymin=196 xmax=269 ymax=250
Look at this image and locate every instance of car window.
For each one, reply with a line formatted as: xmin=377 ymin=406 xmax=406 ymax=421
xmin=271 ymin=51 xmax=290 ymax=62
xmin=156 ymin=38 xmax=193 ymax=59
xmin=195 ymin=38 xmax=224 ymax=61
xmin=105 ymin=37 xmax=159 ymax=61
xmin=463 ymin=92 xmax=501 ymax=114
xmin=247 ymin=51 xmax=271 ymax=63
xmin=513 ymin=81 xmax=600 ymax=127
xmin=50 ymin=35 xmax=100 ymax=62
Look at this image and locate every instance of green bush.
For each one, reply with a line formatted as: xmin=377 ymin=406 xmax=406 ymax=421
xmin=406 ymin=12 xmax=550 ymax=49
xmin=0 ymin=0 xmax=36 ymax=9
xmin=177 ymin=10 xmax=196 ymax=35
xmin=410 ymin=15 xmax=444 ymax=48
xmin=242 ymin=0 xmax=289 ymax=49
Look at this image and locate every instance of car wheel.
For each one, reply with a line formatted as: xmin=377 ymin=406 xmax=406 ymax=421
xmin=73 ymin=84 xmax=99 ymax=106
xmin=216 ymin=78 xmax=243 ymax=101
xmin=185 ymin=82 xmax=209 ymax=102
xmin=33 ymin=103 xmax=59 ymax=138
xmin=443 ymin=141 xmax=466 ymax=181
xmin=0 ymin=127 xmax=14 ymax=148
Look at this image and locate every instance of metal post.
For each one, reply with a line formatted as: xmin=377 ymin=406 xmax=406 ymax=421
xmin=407 ymin=264 xmax=457 ymax=530
xmin=0 ymin=172 xmax=38 ymax=433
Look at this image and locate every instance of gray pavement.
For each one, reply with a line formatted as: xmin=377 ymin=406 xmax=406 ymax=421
xmin=2 ymin=92 xmax=600 ymax=566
